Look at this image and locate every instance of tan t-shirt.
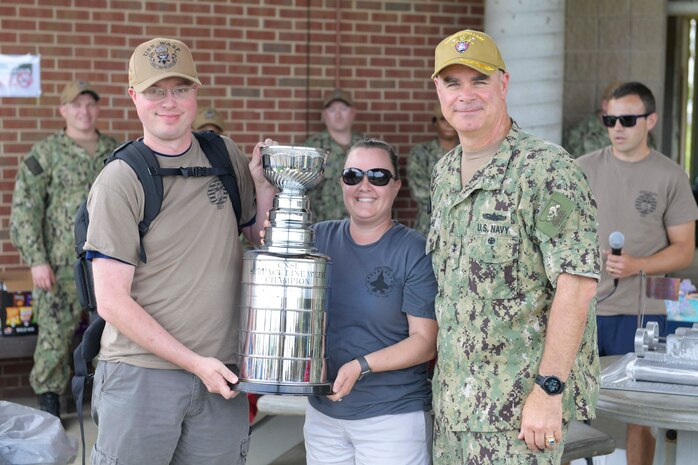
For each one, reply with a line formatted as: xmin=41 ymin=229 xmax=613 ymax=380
xmin=460 ymin=138 xmax=503 ymax=186
xmin=577 ymin=147 xmax=698 ymax=316
xmin=84 ymin=135 xmax=257 ymax=368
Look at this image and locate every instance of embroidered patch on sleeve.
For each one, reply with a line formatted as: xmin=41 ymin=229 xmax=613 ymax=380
xmin=536 ymin=192 xmax=574 ymax=238
xmin=23 ymin=156 xmax=44 ymax=176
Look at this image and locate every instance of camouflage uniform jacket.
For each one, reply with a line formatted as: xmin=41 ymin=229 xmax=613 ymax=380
xmin=301 ymin=130 xmax=364 ymax=222
xmin=10 ymin=130 xmax=119 ymax=267
xmin=563 ymin=113 xmax=609 ymax=158
xmin=426 ymin=123 xmax=601 ymax=432
xmin=407 ymin=138 xmax=448 ymax=235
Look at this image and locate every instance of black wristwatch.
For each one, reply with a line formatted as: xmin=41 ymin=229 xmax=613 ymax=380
xmin=535 ymin=374 xmax=565 ymax=395
xmin=354 ymin=356 xmax=372 ymax=380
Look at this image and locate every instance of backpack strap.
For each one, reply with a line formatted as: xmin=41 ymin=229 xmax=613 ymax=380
xmin=194 ymin=131 xmax=243 ymax=233
xmin=71 ymin=314 xmax=105 ymax=465
xmin=153 ymin=166 xmax=231 ymax=177
xmin=107 ymin=140 xmax=164 ymax=264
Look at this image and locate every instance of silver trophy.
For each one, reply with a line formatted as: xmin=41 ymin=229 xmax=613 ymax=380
xmin=236 ymin=145 xmax=333 ymax=395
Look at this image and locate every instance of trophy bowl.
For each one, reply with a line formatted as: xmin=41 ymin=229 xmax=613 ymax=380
xmin=261 ymin=145 xmax=328 ymax=193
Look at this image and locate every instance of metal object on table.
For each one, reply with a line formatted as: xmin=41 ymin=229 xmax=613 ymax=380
xmin=236 ymin=145 xmax=333 ymax=395
xmin=602 ymin=322 xmax=698 ymax=397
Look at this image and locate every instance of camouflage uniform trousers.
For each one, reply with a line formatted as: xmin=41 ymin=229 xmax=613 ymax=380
xmin=29 ymin=265 xmax=84 ymax=395
xmin=433 ymin=414 xmax=569 ymax=465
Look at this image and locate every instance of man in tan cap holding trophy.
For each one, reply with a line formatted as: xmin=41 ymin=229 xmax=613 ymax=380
xmin=83 ymin=38 xmax=275 ymax=464
xmin=426 ymin=30 xmax=601 ymax=464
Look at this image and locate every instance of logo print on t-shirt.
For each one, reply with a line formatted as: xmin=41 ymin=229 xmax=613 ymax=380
xmin=635 ymin=191 xmax=657 ymax=217
xmin=207 ymin=178 xmax=228 ymax=209
xmin=366 ymin=266 xmax=394 ymax=298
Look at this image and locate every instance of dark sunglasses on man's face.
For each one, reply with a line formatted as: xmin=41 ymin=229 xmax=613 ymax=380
xmin=602 ymin=113 xmax=651 ymax=128
xmin=341 ymin=167 xmax=395 ymax=186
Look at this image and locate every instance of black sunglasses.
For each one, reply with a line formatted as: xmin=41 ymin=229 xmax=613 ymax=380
xmin=341 ymin=167 xmax=395 ymax=186
xmin=602 ymin=113 xmax=651 ymax=128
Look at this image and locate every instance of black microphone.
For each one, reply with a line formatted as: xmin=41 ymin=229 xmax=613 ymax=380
xmin=608 ymin=231 xmax=625 ymax=287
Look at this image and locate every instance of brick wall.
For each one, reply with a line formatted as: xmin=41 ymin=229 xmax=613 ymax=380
xmin=0 ymin=0 xmax=483 ymax=397
xmin=0 ymin=356 xmax=33 ymax=398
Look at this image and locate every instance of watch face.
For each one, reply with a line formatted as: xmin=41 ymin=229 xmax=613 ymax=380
xmin=544 ymin=377 xmax=563 ymax=394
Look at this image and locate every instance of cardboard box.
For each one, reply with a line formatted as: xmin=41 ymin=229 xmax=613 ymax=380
xmin=0 ymin=270 xmax=37 ymax=337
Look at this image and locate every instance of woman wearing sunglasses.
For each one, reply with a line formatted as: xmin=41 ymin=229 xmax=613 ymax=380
xmin=303 ymin=138 xmax=438 ymax=465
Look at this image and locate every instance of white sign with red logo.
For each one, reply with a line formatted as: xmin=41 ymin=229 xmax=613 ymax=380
xmin=0 ymin=54 xmax=41 ymax=97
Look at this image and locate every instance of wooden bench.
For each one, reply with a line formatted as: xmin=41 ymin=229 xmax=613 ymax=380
xmin=247 ymin=395 xmax=616 ymax=465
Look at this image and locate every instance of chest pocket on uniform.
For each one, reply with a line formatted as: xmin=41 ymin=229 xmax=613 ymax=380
xmin=466 ymin=234 xmax=519 ymax=300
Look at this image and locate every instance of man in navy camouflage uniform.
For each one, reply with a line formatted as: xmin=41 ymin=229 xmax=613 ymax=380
xmin=407 ymin=103 xmax=458 ymax=235
xmin=427 ymin=30 xmax=601 ymax=464
xmin=562 ymin=81 xmax=620 ymax=158
xmin=301 ymin=89 xmax=364 ymax=222
xmin=10 ymin=80 xmax=118 ymax=417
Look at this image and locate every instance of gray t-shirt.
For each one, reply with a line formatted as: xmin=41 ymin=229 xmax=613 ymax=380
xmin=308 ymin=220 xmax=437 ymax=420
xmin=577 ymin=147 xmax=698 ymax=316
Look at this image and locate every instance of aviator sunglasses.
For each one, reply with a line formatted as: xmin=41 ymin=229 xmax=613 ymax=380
xmin=601 ymin=113 xmax=651 ymax=128
xmin=341 ymin=167 xmax=395 ymax=186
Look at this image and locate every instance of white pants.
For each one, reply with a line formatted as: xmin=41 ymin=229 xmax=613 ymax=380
xmin=304 ymin=403 xmax=432 ymax=465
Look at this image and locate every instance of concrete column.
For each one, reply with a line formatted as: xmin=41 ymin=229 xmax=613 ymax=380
xmin=485 ymin=0 xmax=566 ymax=144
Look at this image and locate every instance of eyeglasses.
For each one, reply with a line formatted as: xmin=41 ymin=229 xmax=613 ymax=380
xmin=602 ymin=113 xmax=651 ymax=128
xmin=341 ymin=168 xmax=395 ymax=186
xmin=140 ymin=86 xmax=197 ymax=101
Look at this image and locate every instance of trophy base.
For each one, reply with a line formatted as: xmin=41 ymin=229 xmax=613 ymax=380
xmin=232 ymin=380 xmax=333 ymax=396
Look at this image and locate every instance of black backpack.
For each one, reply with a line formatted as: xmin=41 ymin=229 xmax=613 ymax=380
xmin=71 ymin=131 xmax=242 ymax=464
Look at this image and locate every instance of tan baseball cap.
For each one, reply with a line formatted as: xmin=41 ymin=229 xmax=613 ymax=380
xmin=60 ymin=80 xmax=100 ymax=104
xmin=128 ymin=38 xmax=202 ymax=92
xmin=432 ymin=29 xmax=506 ymax=79
xmin=193 ymin=107 xmax=225 ymax=132
xmin=323 ymin=88 xmax=353 ymax=108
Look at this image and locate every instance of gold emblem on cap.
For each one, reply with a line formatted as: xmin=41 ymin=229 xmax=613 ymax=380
xmin=145 ymin=41 xmax=181 ymax=70
xmin=455 ymin=41 xmax=470 ymax=53
xmin=449 ymin=31 xmax=487 ymax=50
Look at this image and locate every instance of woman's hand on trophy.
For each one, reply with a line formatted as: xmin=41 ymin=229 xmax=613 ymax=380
xmin=326 ymin=359 xmax=362 ymax=402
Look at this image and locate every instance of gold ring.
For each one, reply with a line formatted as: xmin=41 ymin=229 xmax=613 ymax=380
xmin=545 ymin=435 xmax=556 ymax=447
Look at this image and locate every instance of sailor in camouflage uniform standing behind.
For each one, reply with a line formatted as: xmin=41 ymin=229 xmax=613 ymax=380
xmin=562 ymin=81 xmax=620 ymax=158
xmin=407 ymin=103 xmax=458 ymax=235
xmin=428 ymin=31 xmax=601 ymax=464
xmin=302 ymin=88 xmax=364 ymax=222
xmin=10 ymin=80 xmax=118 ymax=418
